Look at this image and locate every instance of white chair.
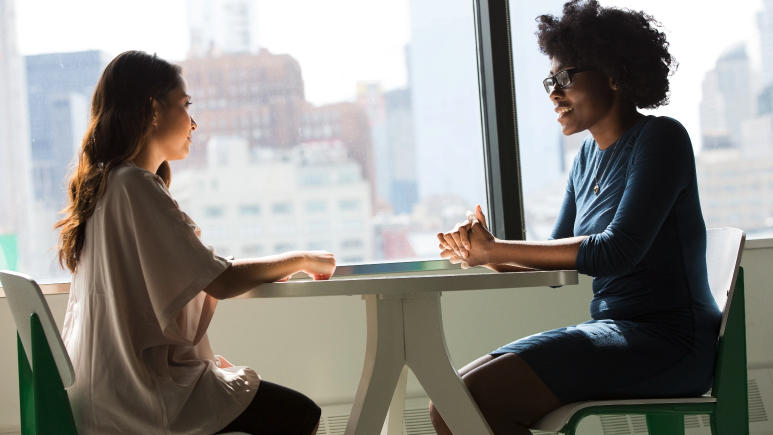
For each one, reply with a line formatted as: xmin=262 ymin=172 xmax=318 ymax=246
xmin=0 ymin=270 xmax=248 ymax=435
xmin=529 ymin=228 xmax=748 ymax=435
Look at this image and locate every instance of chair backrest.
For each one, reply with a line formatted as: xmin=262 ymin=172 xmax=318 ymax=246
xmin=0 ymin=270 xmax=75 ymax=387
xmin=706 ymin=228 xmax=746 ymax=338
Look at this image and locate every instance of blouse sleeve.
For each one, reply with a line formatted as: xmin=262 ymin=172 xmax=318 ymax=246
xmin=116 ymin=168 xmax=231 ymax=344
xmin=576 ymin=118 xmax=694 ymax=277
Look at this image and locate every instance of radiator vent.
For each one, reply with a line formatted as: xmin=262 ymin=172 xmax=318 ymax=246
xmin=684 ymin=414 xmax=711 ymax=428
xmin=749 ymin=378 xmax=769 ymax=423
xmin=404 ymin=408 xmax=435 ymax=435
xmin=317 ymin=414 xmax=348 ymax=435
xmin=600 ymin=415 xmax=635 ymax=435
xmin=630 ymin=415 xmax=648 ymax=433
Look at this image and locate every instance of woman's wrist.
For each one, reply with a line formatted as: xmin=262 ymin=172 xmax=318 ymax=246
xmin=482 ymin=238 xmax=501 ymax=265
xmin=291 ymin=251 xmax=312 ymax=272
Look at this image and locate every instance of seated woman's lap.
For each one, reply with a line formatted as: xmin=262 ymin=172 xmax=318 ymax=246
xmin=442 ymin=316 xmax=716 ymax=433
xmin=491 ymin=318 xmax=717 ymax=403
xmin=215 ymin=381 xmax=320 ymax=435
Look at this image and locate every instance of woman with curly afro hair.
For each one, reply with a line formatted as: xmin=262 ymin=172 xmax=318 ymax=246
xmin=433 ymin=1 xmax=719 ymax=433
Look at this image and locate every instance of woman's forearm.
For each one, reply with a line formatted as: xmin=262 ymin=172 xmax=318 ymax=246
xmin=204 ymin=252 xmax=308 ymax=299
xmin=483 ymin=264 xmax=538 ymax=272
xmin=485 ymin=236 xmax=588 ymax=271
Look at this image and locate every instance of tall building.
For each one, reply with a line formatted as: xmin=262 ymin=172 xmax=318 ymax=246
xmin=0 ymin=0 xmax=34 ymax=272
xmin=301 ymin=102 xmax=376 ymax=202
xmin=180 ymin=50 xmax=305 ymax=161
xmin=697 ymin=150 xmax=773 ymax=235
xmin=25 ymin=51 xmax=110 ymax=208
xmin=171 ymin=137 xmax=373 ymax=263
xmin=20 ymin=51 xmax=109 ymax=280
xmin=384 ymin=87 xmax=418 ymax=214
xmin=699 ymin=43 xmax=753 ymax=150
xmin=356 ymin=82 xmax=391 ymax=205
xmin=758 ymin=0 xmax=773 ymax=88
xmin=187 ymin=0 xmax=260 ymax=58
xmin=180 ymin=50 xmax=376 ymax=196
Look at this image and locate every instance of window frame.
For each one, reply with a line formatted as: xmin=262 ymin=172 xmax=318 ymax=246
xmin=473 ymin=0 xmax=525 ymax=242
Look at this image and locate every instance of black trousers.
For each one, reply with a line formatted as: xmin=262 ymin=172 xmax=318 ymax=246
xmin=216 ymin=381 xmax=321 ymax=435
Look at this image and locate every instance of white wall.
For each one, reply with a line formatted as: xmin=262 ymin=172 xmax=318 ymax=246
xmin=0 ymin=245 xmax=772 ymax=433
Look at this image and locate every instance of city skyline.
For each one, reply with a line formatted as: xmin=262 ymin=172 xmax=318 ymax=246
xmin=1 ymin=0 xmax=490 ymax=277
xmin=4 ymin=0 xmax=773 ymax=281
xmin=14 ymin=0 xmax=767 ymax=154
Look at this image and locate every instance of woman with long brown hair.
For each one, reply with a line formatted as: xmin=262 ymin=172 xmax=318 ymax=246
xmin=58 ymin=50 xmax=334 ymax=435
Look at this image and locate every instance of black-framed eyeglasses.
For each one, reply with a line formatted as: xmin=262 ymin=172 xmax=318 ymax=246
xmin=543 ymin=67 xmax=595 ymax=94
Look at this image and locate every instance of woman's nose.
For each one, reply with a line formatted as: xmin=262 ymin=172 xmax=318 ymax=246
xmin=191 ymin=117 xmax=198 ymax=131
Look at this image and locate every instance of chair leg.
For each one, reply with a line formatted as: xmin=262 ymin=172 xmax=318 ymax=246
xmin=646 ymin=415 xmax=684 ymax=435
xmin=18 ymin=334 xmax=35 ymax=435
xmin=30 ymin=314 xmax=78 ymax=435
xmin=711 ymin=409 xmax=749 ymax=435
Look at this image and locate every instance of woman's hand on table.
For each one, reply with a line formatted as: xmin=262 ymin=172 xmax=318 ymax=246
xmin=300 ymin=251 xmax=336 ymax=280
xmin=438 ymin=205 xmax=496 ymax=268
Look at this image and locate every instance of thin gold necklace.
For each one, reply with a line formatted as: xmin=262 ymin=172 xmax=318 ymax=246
xmin=593 ymin=117 xmax=637 ymax=195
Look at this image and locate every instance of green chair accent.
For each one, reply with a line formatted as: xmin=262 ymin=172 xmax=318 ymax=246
xmin=530 ymin=228 xmax=748 ymax=435
xmin=1 ymin=271 xmax=78 ymax=435
xmin=1 ymin=270 xmax=250 ymax=435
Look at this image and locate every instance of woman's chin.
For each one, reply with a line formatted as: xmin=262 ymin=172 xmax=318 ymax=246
xmin=559 ymin=122 xmax=581 ymax=136
xmin=171 ymin=143 xmax=191 ymax=161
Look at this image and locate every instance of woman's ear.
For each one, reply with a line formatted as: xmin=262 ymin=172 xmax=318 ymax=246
xmin=609 ymin=76 xmax=618 ymax=91
xmin=150 ymin=97 xmax=160 ymax=126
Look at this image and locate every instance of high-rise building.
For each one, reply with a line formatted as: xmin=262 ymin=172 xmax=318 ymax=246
xmin=170 ymin=137 xmax=373 ymax=263
xmin=187 ymin=0 xmax=260 ymax=58
xmin=21 ymin=51 xmax=109 ymax=280
xmin=0 ymin=0 xmax=34 ymax=272
xmin=697 ymin=150 xmax=773 ymax=235
xmin=180 ymin=50 xmax=376 ymax=196
xmin=25 ymin=51 xmax=110 ymax=208
xmin=355 ymin=83 xmax=421 ymax=214
xmin=699 ymin=43 xmax=753 ymax=150
xmin=356 ymin=82 xmax=390 ymax=205
xmin=300 ymin=102 xmax=376 ymax=202
xmin=180 ymin=50 xmax=305 ymax=160
xmin=384 ymin=88 xmax=418 ymax=214
xmin=758 ymin=0 xmax=773 ymax=88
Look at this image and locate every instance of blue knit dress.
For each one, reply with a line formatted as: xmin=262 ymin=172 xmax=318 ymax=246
xmin=491 ymin=116 xmax=722 ymax=403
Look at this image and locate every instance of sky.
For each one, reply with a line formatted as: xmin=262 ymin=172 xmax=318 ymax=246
xmin=15 ymin=0 xmax=766 ymax=151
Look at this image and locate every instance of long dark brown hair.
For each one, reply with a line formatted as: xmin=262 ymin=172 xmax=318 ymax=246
xmin=56 ymin=50 xmax=183 ymax=272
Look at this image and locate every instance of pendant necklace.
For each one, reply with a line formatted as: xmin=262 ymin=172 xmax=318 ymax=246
xmin=593 ymin=118 xmax=637 ymax=195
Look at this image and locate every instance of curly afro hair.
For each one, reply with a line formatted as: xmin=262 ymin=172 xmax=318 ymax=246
xmin=537 ymin=0 xmax=677 ymax=109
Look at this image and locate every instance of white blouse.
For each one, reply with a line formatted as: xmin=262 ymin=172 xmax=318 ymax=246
xmin=62 ymin=162 xmax=259 ymax=435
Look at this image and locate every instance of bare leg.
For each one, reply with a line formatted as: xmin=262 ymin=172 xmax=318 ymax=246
xmin=429 ymin=353 xmax=561 ymax=435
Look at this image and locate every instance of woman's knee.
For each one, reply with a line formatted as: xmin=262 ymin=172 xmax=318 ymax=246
xmin=460 ymin=353 xmax=561 ymax=427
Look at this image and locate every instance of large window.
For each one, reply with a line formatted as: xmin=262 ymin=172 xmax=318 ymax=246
xmin=513 ymin=0 xmax=773 ymax=241
xmin=6 ymin=0 xmax=760 ymax=284
xmin=0 ymin=0 xmax=492 ymax=282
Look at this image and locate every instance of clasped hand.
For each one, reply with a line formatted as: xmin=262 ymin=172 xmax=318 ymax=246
xmin=437 ymin=204 xmax=495 ymax=269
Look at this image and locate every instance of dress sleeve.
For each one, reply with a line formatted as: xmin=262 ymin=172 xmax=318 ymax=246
xmin=118 ymin=169 xmax=231 ymax=344
xmin=549 ymin=175 xmax=577 ymax=240
xmin=576 ymin=118 xmax=694 ymax=277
